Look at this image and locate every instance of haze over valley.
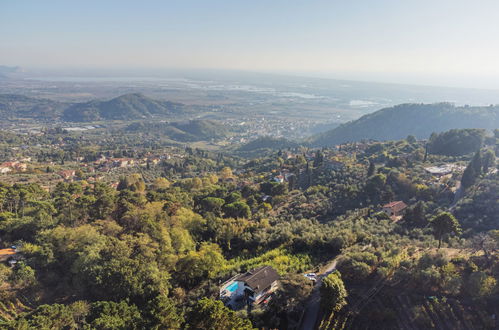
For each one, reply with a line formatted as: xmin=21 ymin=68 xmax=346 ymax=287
xmin=2 ymin=67 xmax=499 ymax=144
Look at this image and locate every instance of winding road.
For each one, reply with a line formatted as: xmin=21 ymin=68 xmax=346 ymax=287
xmin=299 ymin=258 xmax=339 ymax=330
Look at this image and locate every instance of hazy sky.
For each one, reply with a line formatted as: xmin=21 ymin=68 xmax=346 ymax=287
xmin=2 ymin=0 xmax=499 ymax=88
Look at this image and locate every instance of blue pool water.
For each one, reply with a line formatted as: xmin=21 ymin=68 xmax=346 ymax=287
xmin=226 ymin=282 xmax=238 ymax=292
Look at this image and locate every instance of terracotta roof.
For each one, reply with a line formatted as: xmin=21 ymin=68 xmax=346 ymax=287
xmin=0 ymin=248 xmax=16 ymax=256
xmin=236 ymin=266 xmax=279 ymax=293
xmin=383 ymin=201 xmax=407 ymax=212
xmin=1 ymin=162 xmax=17 ymax=167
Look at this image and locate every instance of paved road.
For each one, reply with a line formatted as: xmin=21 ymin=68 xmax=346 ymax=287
xmin=300 ymin=258 xmax=339 ymax=330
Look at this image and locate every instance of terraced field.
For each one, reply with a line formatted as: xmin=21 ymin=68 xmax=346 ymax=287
xmin=319 ymin=293 xmax=497 ymax=330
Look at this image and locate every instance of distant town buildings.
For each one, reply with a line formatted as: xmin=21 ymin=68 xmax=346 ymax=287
xmin=0 ymin=166 xmax=12 ymax=174
xmin=59 ymin=170 xmax=76 ymax=181
xmin=0 ymin=161 xmax=28 ymax=173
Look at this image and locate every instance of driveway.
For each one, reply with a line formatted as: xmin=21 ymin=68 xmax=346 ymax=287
xmin=299 ymin=258 xmax=339 ymax=330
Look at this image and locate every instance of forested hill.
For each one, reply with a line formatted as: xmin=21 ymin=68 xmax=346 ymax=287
xmin=0 ymin=93 xmax=186 ymax=122
xmin=0 ymin=94 xmax=65 ymax=121
xmin=310 ymin=103 xmax=499 ymax=146
xmin=63 ymin=93 xmax=185 ymax=121
xmin=125 ymin=119 xmax=231 ymax=142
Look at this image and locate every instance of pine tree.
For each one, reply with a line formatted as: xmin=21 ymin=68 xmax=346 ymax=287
xmin=367 ymin=161 xmax=376 ymax=177
xmin=482 ymin=150 xmax=495 ymax=173
xmin=430 ymin=212 xmax=462 ymax=249
xmin=320 ymin=272 xmax=348 ymax=312
xmin=471 ymin=151 xmax=482 ymax=175
xmin=461 ymin=164 xmax=476 ymax=189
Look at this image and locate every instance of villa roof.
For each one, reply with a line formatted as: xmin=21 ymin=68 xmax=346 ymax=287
xmin=0 ymin=248 xmax=16 ymax=261
xmin=236 ymin=266 xmax=279 ymax=293
xmin=0 ymin=248 xmax=16 ymax=256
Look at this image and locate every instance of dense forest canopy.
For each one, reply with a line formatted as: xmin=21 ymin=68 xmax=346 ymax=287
xmin=428 ymin=129 xmax=486 ymax=156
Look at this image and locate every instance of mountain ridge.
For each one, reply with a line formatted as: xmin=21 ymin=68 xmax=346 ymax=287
xmin=310 ymin=103 xmax=499 ymax=146
xmin=0 ymin=93 xmax=187 ymax=122
xmin=62 ymin=93 xmax=185 ymax=121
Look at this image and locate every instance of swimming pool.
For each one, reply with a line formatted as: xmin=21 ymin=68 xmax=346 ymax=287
xmin=226 ymin=282 xmax=238 ymax=293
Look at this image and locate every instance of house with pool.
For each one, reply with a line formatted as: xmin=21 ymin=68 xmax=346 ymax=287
xmin=220 ymin=265 xmax=280 ymax=309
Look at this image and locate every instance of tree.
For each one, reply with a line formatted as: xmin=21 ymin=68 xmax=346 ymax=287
xmin=471 ymin=230 xmax=499 ymax=266
xmin=428 ymin=129 xmax=485 ymax=156
xmin=88 ymin=300 xmax=142 ymax=329
xmin=367 ymin=161 xmax=376 ymax=177
xmin=117 ymin=174 xmax=145 ymax=192
xmin=320 ymin=271 xmax=348 ymax=312
xmin=200 ymin=197 xmax=225 ymax=216
xmin=466 ymin=271 xmax=497 ymax=297
xmin=53 ymin=182 xmax=83 ymax=226
xmin=186 ymin=298 xmax=253 ymax=330
xmin=402 ymin=201 xmax=426 ymax=227
xmin=470 ymin=150 xmax=483 ymax=175
xmin=225 ymin=191 xmax=242 ymax=204
xmin=15 ymin=304 xmax=80 ymax=329
xmin=430 ymin=212 xmax=462 ymax=249
xmin=10 ymin=262 xmax=37 ymax=289
xmin=461 ymin=163 xmax=476 ymax=189
xmin=271 ymin=183 xmax=288 ymax=196
xmin=261 ymin=274 xmax=313 ymax=328
xmin=364 ymin=173 xmax=386 ymax=204
xmin=406 ymin=135 xmax=417 ymax=144
xmin=92 ymin=182 xmax=116 ymax=220
xmin=223 ymin=201 xmax=251 ymax=218
xmin=170 ymin=227 xmax=196 ymax=253
xmin=220 ymin=167 xmax=233 ymax=180
xmin=482 ymin=149 xmax=496 ymax=173
xmin=147 ymin=295 xmax=184 ymax=329
xmin=151 ymin=177 xmax=171 ymax=190
xmin=313 ymin=150 xmax=324 ymax=167
xmin=269 ymin=274 xmax=313 ymax=313
xmin=75 ymin=169 xmax=84 ymax=179
xmin=176 ymin=243 xmax=226 ymax=287
xmin=288 ymin=174 xmax=297 ymax=190
xmin=337 ymin=259 xmax=372 ymax=283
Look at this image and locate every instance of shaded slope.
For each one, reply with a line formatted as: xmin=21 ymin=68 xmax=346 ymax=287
xmin=311 ymin=103 xmax=499 ymax=146
xmin=0 ymin=94 xmax=65 ymax=121
xmin=238 ymin=136 xmax=299 ymax=152
xmin=125 ymin=119 xmax=230 ymax=142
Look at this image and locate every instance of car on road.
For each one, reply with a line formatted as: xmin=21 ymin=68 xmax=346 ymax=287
xmin=304 ymin=273 xmax=318 ymax=282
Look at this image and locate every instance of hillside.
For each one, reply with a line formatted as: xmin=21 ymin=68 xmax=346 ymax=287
xmin=311 ymin=103 xmax=499 ymax=146
xmin=0 ymin=93 xmax=186 ymax=122
xmin=0 ymin=66 xmax=22 ymax=79
xmin=237 ymin=136 xmax=299 ymax=152
xmin=170 ymin=120 xmax=230 ymax=140
xmin=0 ymin=94 xmax=65 ymax=121
xmin=0 ymin=128 xmax=497 ymax=329
xmin=125 ymin=119 xmax=230 ymax=142
xmin=63 ymin=93 xmax=185 ymax=121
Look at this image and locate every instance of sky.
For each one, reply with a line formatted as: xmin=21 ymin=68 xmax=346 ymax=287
xmin=2 ymin=0 xmax=499 ymax=88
